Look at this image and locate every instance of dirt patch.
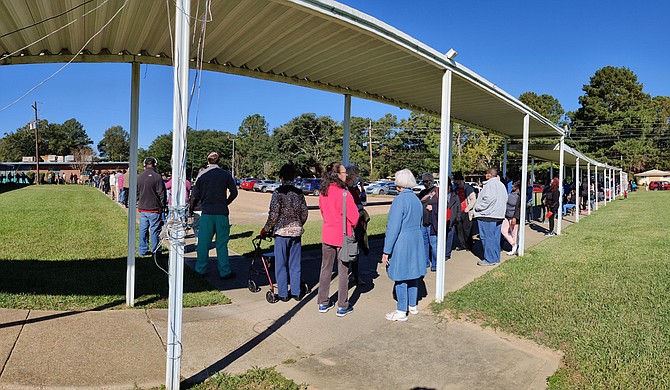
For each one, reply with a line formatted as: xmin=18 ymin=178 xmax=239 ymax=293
xmin=228 ymin=189 xmax=393 ymax=225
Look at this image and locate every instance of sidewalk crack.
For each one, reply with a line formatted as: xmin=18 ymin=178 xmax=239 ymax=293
xmin=145 ymin=309 xmax=167 ymax=352
xmin=0 ymin=310 xmax=30 ymax=378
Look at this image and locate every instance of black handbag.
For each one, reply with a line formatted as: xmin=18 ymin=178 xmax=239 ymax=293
xmin=339 ymin=189 xmax=359 ymax=263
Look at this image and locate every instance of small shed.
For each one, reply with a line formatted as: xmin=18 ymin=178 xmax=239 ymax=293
xmin=633 ymin=169 xmax=670 ymax=186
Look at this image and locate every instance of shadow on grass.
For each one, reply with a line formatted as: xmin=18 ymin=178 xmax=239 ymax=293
xmin=0 ymin=256 xmax=213 ymax=310
xmin=0 ymin=183 xmax=31 ymax=194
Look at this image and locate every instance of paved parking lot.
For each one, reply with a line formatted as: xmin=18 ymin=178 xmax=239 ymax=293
xmin=229 ymin=188 xmax=394 ymax=225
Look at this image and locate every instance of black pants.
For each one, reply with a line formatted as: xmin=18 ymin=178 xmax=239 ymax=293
xmin=581 ymin=194 xmax=588 ymax=210
xmin=456 ymin=214 xmax=473 ymax=249
xmin=548 ymin=209 xmax=556 ymax=232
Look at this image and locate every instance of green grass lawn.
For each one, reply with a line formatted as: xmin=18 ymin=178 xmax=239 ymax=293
xmin=0 ymin=184 xmax=229 ymax=310
xmin=431 ymin=191 xmax=670 ymax=388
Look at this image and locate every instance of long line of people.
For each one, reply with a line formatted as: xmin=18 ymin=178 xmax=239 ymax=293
xmin=132 ymin=150 xmax=615 ymax=323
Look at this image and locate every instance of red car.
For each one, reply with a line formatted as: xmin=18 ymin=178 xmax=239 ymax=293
xmin=240 ymin=179 xmax=259 ymax=191
xmin=649 ymin=181 xmax=670 ymax=191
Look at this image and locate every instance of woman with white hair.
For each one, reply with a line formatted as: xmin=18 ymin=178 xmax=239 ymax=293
xmin=381 ymin=169 xmax=426 ymax=321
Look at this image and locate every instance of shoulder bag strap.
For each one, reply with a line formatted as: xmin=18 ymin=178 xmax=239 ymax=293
xmin=342 ymin=188 xmax=347 ymax=236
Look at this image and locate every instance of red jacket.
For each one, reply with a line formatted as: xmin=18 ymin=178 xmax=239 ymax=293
xmin=319 ymin=183 xmax=359 ymax=247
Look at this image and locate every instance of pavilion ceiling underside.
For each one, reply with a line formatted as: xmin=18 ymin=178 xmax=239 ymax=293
xmin=0 ymin=0 xmax=560 ymax=137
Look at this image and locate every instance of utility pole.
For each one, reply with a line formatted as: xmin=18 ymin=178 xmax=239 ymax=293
xmin=32 ymin=102 xmax=39 ymax=185
xmin=231 ymin=138 xmax=235 ymax=178
xmin=368 ymin=119 xmax=373 ymax=177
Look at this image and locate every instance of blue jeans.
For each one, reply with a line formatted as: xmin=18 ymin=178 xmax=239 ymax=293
xmin=421 ymin=225 xmax=437 ymax=270
xmin=395 ymin=279 xmax=419 ymax=312
xmin=139 ymin=211 xmax=163 ymax=255
xmin=563 ymin=204 xmax=576 ymax=215
xmin=274 ymin=236 xmax=302 ymax=298
xmin=478 ymin=219 xmax=502 ymax=264
xmin=119 ymin=188 xmax=127 ymax=205
xmin=445 ymin=223 xmax=456 ymax=259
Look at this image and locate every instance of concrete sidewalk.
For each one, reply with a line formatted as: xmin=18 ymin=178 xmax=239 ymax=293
xmin=0 ymin=216 xmax=581 ymax=389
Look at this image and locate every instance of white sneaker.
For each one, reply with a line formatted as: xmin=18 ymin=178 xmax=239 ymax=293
xmin=385 ymin=310 xmax=408 ymax=321
xmin=408 ymin=306 xmax=419 ymax=315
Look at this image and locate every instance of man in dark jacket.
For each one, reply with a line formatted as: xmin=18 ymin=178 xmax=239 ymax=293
xmin=190 ymin=151 xmax=238 ymax=279
xmin=137 ymin=157 xmax=167 ymax=256
xmin=418 ymin=173 xmax=439 ymax=272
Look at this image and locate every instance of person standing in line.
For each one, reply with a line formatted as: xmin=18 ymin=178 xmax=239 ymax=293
xmin=473 ymin=167 xmax=508 ymax=266
xmin=445 ymin=177 xmax=461 ymax=260
xmin=118 ymin=170 xmax=126 ymax=205
xmin=260 ymin=164 xmax=308 ymax=302
xmin=137 ymin=158 xmax=167 ymax=256
xmin=345 ymin=164 xmax=369 ymax=286
xmin=453 ymin=172 xmax=476 ymax=251
xmin=190 ymin=151 xmax=238 ymax=279
xmin=545 ymin=177 xmax=560 ymax=236
xmin=123 ymin=169 xmax=130 ymax=207
xmin=417 ymin=173 xmax=439 ymax=272
xmin=502 ymin=181 xmax=522 ymax=256
xmin=109 ymin=170 xmax=117 ymax=200
xmin=381 ymin=169 xmax=426 ymax=321
xmin=317 ymin=162 xmax=359 ymax=317
xmin=580 ymin=176 xmax=589 ymax=212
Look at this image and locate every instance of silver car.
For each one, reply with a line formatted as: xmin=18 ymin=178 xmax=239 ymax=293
xmin=254 ymin=180 xmax=276 ymax=192
xmin=366 ymin=182 xmax=397 ymax=195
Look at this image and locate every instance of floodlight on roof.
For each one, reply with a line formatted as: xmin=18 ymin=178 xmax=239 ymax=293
xmin=445 ymin=48 xmax=458 ymax=60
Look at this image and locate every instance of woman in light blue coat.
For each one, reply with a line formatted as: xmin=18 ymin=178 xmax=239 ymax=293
xmin=381 ymin=169 xmax=426 ymax=321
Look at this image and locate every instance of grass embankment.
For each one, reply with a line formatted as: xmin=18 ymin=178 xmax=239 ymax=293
xmin=432 ymin=191 xmax=670 ymax=388
xmin=0 ymin=184 xmax=229 ymax=310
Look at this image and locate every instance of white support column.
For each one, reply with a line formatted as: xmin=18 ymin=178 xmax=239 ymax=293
xmin=594 ymin=166 xmax=599 ymax=211
xmin=550 ymin=164 xmax=553 ymax=179
xmin=435 ymin=69 xmax=452 ymax=303
xmin=342 ymin=94 xmax=351 ymax=165
xmin=587 ymin=162 xmax=591 ymax=215
xmin=502 ymin=139 xmax=508 ymax=179
xmin=518 ymin=114 xmax=530 ymax=256
xmin=126 ymin=62 xmax=140 ymax=307
xmin=166 ymin=0 xmax=190 ymax=388
xmin=575 ymin=158 xmax=580 ymax=222
xmin=448 ymin=123 xmax=454 ymax=177
xmin=531 ymin=158 xmax=535 ymax=184
xmin=557 ymin=136 xmax=565 ymax=234
xmin=603 ymin=168 xmax=610 ymax=206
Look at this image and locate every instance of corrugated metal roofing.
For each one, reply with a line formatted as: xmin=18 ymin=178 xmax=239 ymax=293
xmin=1 ymin=0 xmax=563 ymax=138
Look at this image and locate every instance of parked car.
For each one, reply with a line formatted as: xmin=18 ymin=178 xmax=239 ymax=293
xmin=254 ymin=180 xmax=276 ymax=192
xmin=366 ymin=182 xmax=397 ymax=195
xmin=265 ymin=181 xmax=281 ymax=192
xmin=649 ymin=181 xmax=670 ymax=190
xmin=300 ymin=178 xmax=322 ymax=196
xmin=240 ymin=179 xmax=259 ymax=191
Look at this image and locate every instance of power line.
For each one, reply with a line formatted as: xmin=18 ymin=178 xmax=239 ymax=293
xmin=0 ymin=0 xmax=99 ymax=39
xmin=0 ymin=0 xmax=112 ymax=62
xmin=0 ymin=0 xmax=129 ymax=114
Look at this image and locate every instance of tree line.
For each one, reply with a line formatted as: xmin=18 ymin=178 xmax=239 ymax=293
xmin=1 ymin=66 xmax=668 ymax=179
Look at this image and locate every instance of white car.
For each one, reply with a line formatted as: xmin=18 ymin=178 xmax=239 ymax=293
xmin=412 ymin=179 xmax=440 ymax=194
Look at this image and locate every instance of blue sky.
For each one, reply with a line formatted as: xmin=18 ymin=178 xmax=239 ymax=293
xmin=1 ymin=0 xmax=668 ymax=151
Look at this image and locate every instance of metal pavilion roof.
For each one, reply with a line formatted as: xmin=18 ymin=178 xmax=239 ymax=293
xmin=0 ymin=0 xmax=562 ymax=138
xmin=510 ymin=143 xmax=596 ymax=167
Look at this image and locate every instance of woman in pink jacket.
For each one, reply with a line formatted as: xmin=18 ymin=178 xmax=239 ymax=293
xmin=317 ymin=162 xmax=359 ymax=317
